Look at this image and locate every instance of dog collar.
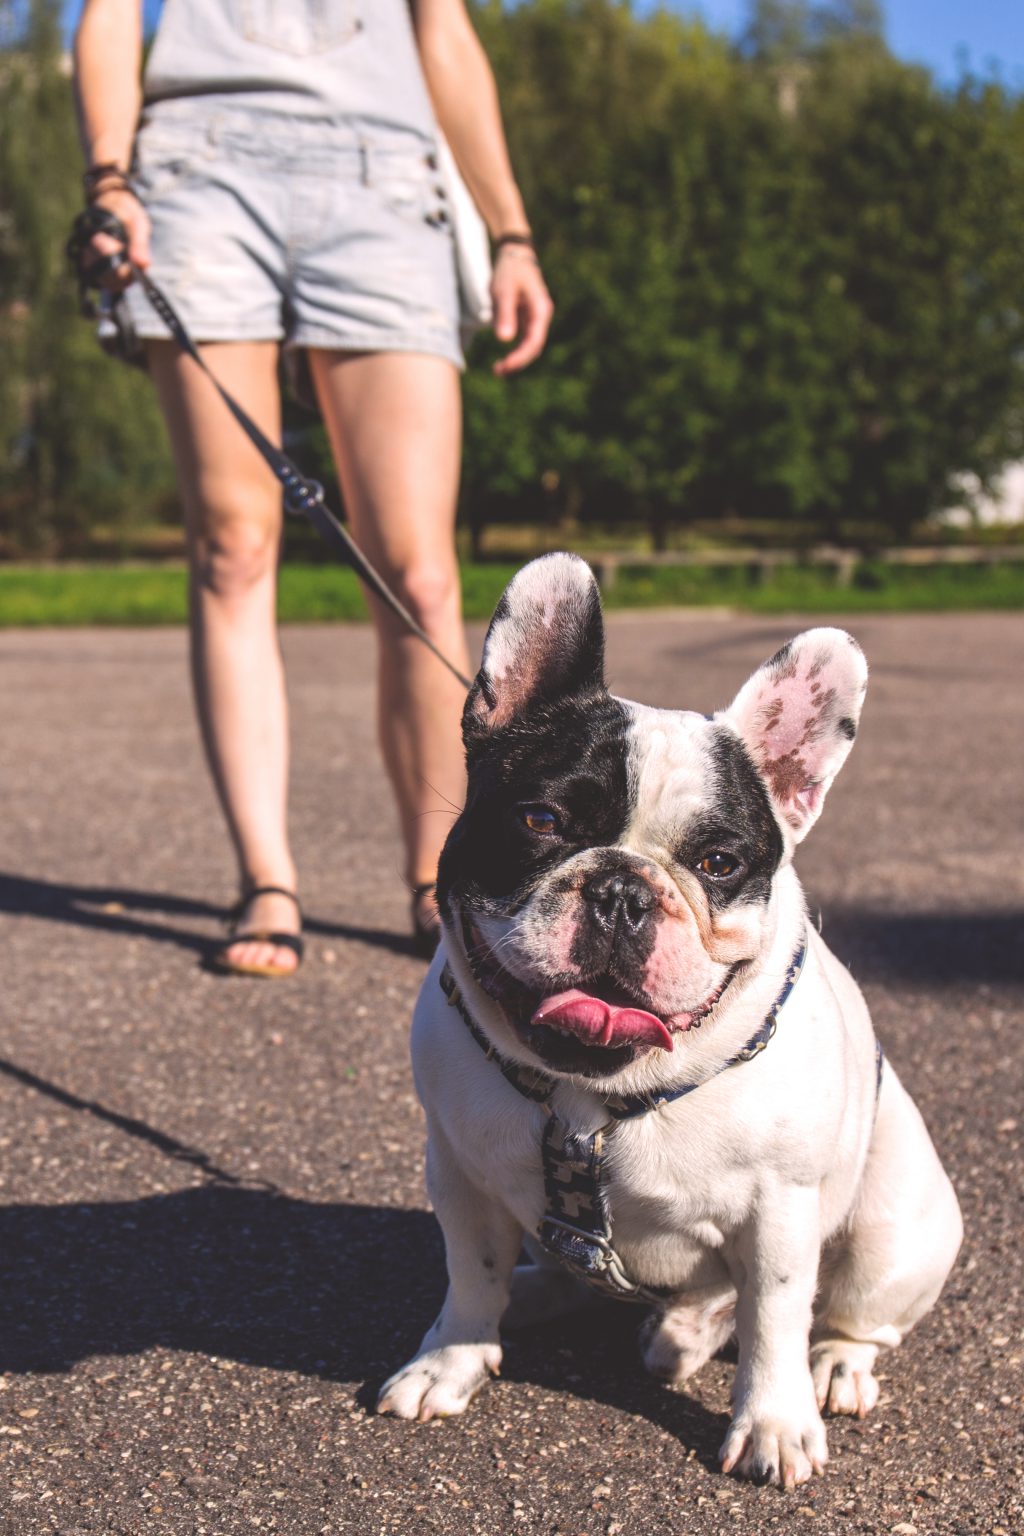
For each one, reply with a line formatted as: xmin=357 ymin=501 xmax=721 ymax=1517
xmin=439 ymin=935 xmax=812 ymax=1306
xmin=439 ymin=934 xmax=807 ymax=1121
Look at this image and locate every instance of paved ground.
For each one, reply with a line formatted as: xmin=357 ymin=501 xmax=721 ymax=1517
xmin=0 ymin=611 xmax=1021 ymax=1536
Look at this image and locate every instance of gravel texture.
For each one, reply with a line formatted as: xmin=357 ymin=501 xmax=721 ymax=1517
xmin=0 ymin=612 xmax=1020 ymax=1536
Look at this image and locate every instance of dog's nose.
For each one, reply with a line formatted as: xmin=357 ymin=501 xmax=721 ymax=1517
xmin=582 ymin=870 xmax=656 ymax=931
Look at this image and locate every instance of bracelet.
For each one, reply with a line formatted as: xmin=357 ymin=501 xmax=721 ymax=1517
xmin=83 ymin=161 xmax=127 ymax=191
xmin=84 ymin=170 xmax=137 ymax=206
xmin=494 ymin=232 xmax=535 ymax=252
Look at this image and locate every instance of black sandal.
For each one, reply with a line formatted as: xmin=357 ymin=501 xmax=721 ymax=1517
xmin=410 ymin=881 xmax=441 ymax=959
xmin=211 ymin=885 xmax=305 ymax=978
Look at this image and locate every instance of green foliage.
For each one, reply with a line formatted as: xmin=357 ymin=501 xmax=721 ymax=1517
xmin=0 ymin=0 xmax=174 ymax=555
xmin=464 ymin=0 xmax=1024 ymax=541
xmin=743 ymin=0 xmax=884 ymax=60
xmin=1 ymin=557 xmax=1019 ymax=626
xmin=1 ymin=0 xmax=1022 ymax=557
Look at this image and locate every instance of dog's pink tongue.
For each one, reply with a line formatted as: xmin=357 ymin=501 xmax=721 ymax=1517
xmin=531 ymin=991 xmax=673 ymax=1051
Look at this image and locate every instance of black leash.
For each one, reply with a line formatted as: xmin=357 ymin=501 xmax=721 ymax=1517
xmin=67 ymin=206 xmax=473 ymax=691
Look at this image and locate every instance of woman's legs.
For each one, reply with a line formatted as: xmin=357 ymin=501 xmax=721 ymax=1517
xmin=147 ymin=339 xmax=301 ymax=972
xmin=308 ymin=350 xmax=469 ymax=923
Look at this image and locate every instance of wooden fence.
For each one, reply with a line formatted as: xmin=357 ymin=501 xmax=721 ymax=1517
xmin=588 ymin=544 xmax=1024 ymax=590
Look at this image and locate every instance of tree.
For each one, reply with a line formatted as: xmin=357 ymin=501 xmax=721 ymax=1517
xmin=1 ymin=0 xmax=1022 ymax=556
xmin=0 ymin=0 xmax=174 ymax=555
xmin=795 ymin=56 xmax=1024 ymax=533
xmin=462 ymin=0 xmax=1024 ymax=543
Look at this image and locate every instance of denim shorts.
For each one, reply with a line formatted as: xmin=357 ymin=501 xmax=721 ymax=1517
xmin=122 ymin=106 xmax=464 ymax=369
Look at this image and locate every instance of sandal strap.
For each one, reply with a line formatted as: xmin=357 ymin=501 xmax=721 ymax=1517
xmin=244 ymin=884 xmax=302 ymax=909
xmin=229 ymin=885 xmax=303 ymax=923
xmin=225 ymin=930 xmax=305 ymax=959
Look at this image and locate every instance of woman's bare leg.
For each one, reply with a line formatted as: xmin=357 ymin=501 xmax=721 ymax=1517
xmin=147 ymin=339 xmax=301 ymax=972
xmin=308 ymin=350 xmax=469 ymax=931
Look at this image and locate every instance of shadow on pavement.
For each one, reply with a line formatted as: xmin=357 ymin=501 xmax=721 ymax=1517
xmin=0 ymin=1054 xmax=727 ymax=1460
xmin=0 ymin=1188 xmax=726 ymax=1466
xmin=4 ymin=872 xmax=1020 ymax=981
xmin=816 ymin=908 xmax=1024 ymax=985
xmin=0 ymin=1053 xmax=724 ymax=1457
xmin=0 ymin=871 xmax=420 ymax=960
xmin=0 ymin=1054 xmax=256 ymax=1189
xmin=0 ymin=1186 xmax=437 ymax=1381
xmin=499 ymin=1303 xmax=730 ymax=1472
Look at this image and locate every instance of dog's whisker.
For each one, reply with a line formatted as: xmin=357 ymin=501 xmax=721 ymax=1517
xmin=416 ymin=775 xmax=465 ymax=816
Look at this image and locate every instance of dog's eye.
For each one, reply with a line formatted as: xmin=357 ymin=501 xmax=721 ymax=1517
xmin=520 ymin=805 xmax=560 ymax=836
xmin=699 ymin=851 xmax=741 ymax=879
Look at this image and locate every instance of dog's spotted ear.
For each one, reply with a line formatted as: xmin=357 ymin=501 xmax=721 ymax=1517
xmin=466 ymin=553 xmax=605 ymax=735
xmin=720 ymin=628 xmax=868 ymax=843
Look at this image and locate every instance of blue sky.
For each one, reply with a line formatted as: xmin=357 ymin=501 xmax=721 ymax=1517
xmin=687 ymin=0 xmax=1024 ymax=84
xmin=60 ymin=2 xmax=1024 ymax=88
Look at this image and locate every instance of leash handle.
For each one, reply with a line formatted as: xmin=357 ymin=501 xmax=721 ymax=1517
xmin=67 ymin=205 xmax=132 ymax=316
xmin=68 ymin=207 xmax=474 ymax=692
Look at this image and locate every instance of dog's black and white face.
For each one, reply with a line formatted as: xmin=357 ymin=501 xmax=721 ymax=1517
xmin=437 ymin=554 xmax=867 ymax=1081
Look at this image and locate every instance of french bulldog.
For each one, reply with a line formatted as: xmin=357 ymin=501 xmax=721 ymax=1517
xmin=378 ymin=553 xmax=962 ymax=1488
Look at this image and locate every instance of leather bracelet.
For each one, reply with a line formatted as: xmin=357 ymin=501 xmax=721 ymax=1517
xmin=84 ymin=172 xmax=137 ymax=206
xmin=83 ymin=161 xmax=127 ymax=190
xmin=494 ymin=232 xmax=535 ymax=252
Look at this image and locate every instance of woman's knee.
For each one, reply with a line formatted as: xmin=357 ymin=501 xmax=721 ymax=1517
xmin=379 ymin=557 xmax=461 ymax=636
xmin=190 ymin=506 xmax=280 ymax=601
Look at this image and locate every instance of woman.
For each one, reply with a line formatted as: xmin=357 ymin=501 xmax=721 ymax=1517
xmin=73 ymin=0 xmax=552 ymax=974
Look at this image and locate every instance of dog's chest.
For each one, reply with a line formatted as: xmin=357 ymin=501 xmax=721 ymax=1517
xmin=452 ymin=1083 xmax=750 ymax=1294
xmin=592 ymin=1111 xmax=751 ymax=1288
xmin=418 ymin=993 xmax=774 ymax=1295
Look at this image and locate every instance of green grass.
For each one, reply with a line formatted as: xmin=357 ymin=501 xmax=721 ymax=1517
xmin=0 ymin=558 xmax=1021 ymax=627
xmin=603 ymin=560 xmax=1024 ymax=613
xmin=0 ymin=566 xmax=194 ymax=626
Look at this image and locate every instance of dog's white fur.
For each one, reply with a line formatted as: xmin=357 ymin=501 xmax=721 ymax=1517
xmin=378 ymin=556 xmax=962 ymax=1489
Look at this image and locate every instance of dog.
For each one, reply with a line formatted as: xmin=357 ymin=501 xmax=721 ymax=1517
xmin=378 ymin=553 xmax=962 ymax=1488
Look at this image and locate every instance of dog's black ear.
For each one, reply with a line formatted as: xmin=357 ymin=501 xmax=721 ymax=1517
xmin=720 ymin=628 xmax=868 ymax=844
xmin=465 ymin=553 xmax=605 ymax=735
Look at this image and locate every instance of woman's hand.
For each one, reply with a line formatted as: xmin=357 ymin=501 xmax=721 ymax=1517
xmin=87 ymin=186 xmax=152 ymax=291
xmin=73 ymin=0 xmax=145 ymax=288
xmin=411 ymin=0 xmax=551 ymax=372
xmin=490 ymin=244 xmax=553 ymax=377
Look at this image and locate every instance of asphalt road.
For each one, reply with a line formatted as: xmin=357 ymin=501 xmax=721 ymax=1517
xmin=0 ymin=611 xmax=1021 ymax=1536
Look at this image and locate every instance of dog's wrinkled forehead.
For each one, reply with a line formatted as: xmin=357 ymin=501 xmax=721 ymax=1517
xmin=622 ymin=703 xmax=716 ymax=825
xmin=623 ymin=703 xmax=773 ymax=833
xmin=620 ymin=702 xmax=785 ymax=903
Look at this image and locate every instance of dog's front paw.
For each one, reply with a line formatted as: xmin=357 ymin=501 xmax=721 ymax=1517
xmin=376 ymin=1342 xmax=501 ymax=1423
xmin=811 ymin=1340 xmax=880 ymax=1418
xmin=719 ymin=1404 xmax=828 ymax=1488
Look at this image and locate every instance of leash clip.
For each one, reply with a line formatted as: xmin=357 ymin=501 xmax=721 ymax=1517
xmin=283 ymin=477 xmax=325 ymax=518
